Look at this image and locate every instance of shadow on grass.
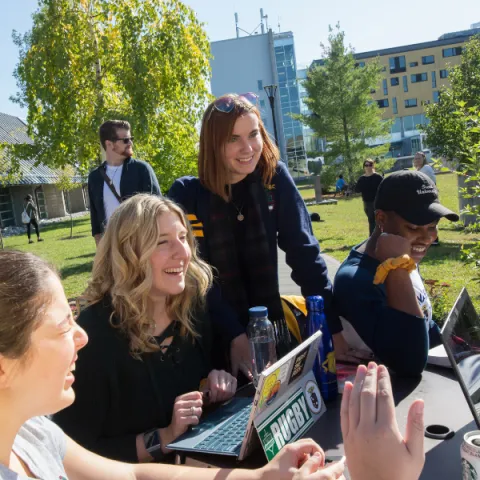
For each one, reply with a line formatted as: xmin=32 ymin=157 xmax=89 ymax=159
xmin=66 ymin=253 xmax=95 ymax=260
xmin=421 ymin=241 xmax=478 ymax=265
xmin=60 ymin=261 xmax=93 ymax=279
xmin=60 ymin=235 xmax=89 ymax=240
xmin=39 ymin=217 xmax=90 ymax=233
xmin=321 ymin=244 xmax=354 ymax=254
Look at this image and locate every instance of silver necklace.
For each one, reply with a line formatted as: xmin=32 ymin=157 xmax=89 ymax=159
xmin=231 ymin=201 xmax=244 ymax=222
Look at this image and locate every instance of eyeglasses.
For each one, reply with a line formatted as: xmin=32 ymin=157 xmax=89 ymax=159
xmin=364 ymin=163 xmax=373 ymax=167
xmin=113 ymin=136 xmax=134 ymax=145
xmin=212 ymin=93 xmax=259 ymax=114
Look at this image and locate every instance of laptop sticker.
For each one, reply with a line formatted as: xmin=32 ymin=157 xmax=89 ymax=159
xmin=259 ymin=363 xmax=290 ymax=409
xmin=304 ymin=380 xmax=322 ymax=414
xmin=256 ymin=388 xmax=314 ymax=461
xmin=288 ymin=346 xmax=309 ymax=385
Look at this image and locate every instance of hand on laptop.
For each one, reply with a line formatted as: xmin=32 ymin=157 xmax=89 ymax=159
xmin=259 ymin=438 xmax=345 ymax=480
xmin=230 ymin=333 xmax=254 ymax=380
xmin=202 ymin=369 xmax=237 ymax=404
xmin=161 ymin=391 xmax=203 ymax=449
xmin=341 ymin=363 xmax=425 ymax=480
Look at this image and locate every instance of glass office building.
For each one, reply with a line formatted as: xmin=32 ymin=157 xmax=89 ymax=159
xmin=274 ymin=33 xmax=307 ymax=177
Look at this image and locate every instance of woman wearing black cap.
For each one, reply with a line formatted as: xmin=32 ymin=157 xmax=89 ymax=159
xmin=333 ymin=170 xmax=459 ymax=376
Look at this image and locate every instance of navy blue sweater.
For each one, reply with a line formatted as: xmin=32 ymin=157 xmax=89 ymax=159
xmin=334 ymin=244 xmax=441 ymax=376
xmin=88 ymin=157 xmax=161 ymax=236
xmin=168 ymin=162 xmax=334 ymax=344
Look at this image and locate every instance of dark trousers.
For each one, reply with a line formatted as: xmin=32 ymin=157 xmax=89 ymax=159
xmin=27 ymin=218 xmax=39 ymax=240
xmin=363 ymin=201 xmax=376 ymax=236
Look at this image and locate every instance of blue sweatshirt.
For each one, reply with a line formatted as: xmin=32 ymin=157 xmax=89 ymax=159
xmin=168 ymin=161 xmax=335 ymax=344
xmin=333 ymin=244 xmax=441 ymax=376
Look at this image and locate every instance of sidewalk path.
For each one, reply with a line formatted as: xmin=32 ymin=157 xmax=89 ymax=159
xmin=277 ymin=249 xmax=341 ymax=295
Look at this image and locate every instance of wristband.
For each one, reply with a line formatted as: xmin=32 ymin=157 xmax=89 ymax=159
xmin=143 ymin=428 xmax=166 ymax=462
xmin=373 ymin=255 xmax=416 ymax=285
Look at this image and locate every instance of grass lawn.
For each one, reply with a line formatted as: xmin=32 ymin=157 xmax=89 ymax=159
xmin=305 ymin=172 xmax=480 ymax=320
xmin=2 ymin=172 xmax=478 ymax=321
xmin=3 ymin=216 xmax=96 ymax=300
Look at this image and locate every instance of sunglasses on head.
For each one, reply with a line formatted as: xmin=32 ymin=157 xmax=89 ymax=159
xmin=212 ymin=93 xmax=259 ymax=114
xmin=113 ymin=136 xmax=134 ymax=145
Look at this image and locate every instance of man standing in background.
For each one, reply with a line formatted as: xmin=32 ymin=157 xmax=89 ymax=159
xmin=88 ymin=120 xmax=161 ymax=246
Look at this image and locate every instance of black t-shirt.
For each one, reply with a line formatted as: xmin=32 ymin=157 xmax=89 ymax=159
xmin=355 ymin=173 xmax=383 ymax=202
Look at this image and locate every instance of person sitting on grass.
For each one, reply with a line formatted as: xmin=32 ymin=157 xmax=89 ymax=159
xmin=334 ymin=175 xmax=346 ymax=197
xmin=0 ymin=249 xmax=346 ymax=480
xmin=333 ymin=170 xmax=459 ymax=376
xmin=53 ymin=194 xmax=238 ymax=463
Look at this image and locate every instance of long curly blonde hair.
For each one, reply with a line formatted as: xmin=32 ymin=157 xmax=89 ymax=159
xmin=85 ymin=194 xmax=213 ymax=357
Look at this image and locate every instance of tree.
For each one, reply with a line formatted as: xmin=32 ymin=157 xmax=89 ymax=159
xmin=422 ymin=35 xmax=480 ymax=162
xmin=0 ymin=146 xmax=23 ymax=249
xmin=55 ymin=165 xmax=81 ymax=239
xmin=294 ymin=25 xmax=390 ymax=184
xmin=8 ymin=0 xmax=211 ymax=190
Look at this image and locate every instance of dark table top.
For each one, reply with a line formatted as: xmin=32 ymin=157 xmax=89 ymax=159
xmin=179 ymin=366 xmax=476 ymax=479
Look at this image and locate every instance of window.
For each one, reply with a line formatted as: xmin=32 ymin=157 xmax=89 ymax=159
xmin=383 ymin=79 xmax=388 ymax=96
xmin=422 ymin=100 xmax=431 ymax=106
xmin=409 ymin=61 xmax=418 ymax=67
xmin=260 ymin=99 xmax=266 ymax=108
xmin=440 ymin=69 xmax=449 ymax=78
xmin=443 ymin=46 xmax=462 ymax=57
xmin=377 ymin=99 xmax=389 ymax=108
xmin=405 ymin=98 xmax=418 ymax=108
xmin=392 ymin=97 xmax=398 ymax=114
xmin=433 ymin=91 xmax=440 ymax=103
xmin=257 ymin=79 xmax=263 ymax=91
xmin=403 ymin=75 xmax=408 ymax=92
xmin=370 ymin=89 xmax=376 ymax=94
xmin=356 ymin=61 xmax=365 ymax=67
xmin=422 ymin=55 xmax=435 ymax=65
xmin=389 ymin=55 xmax=406 ymax=73
xmin=411 ymin=73 xmax=428 ymax=83
xmin=391 ymin=77 xmax=399 ymax=86
xmin=432 ymin=71 xmax=437 ymax=88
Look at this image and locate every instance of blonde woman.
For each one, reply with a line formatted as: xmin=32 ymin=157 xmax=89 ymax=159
xmin=53 ymin=195 xmax=237 ymax=463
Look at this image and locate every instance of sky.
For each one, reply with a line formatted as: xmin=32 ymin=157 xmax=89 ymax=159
xmin=2 ymin=0 xmax=480 ymax=119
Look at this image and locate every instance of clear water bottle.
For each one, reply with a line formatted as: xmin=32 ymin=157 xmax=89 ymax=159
xmin=247 ymin=306 xmax=278 ymax=385
xmin=306 ymin=295 xmax=338 ymax=401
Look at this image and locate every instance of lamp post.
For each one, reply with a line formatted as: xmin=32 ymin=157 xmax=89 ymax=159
xmin=263 ymin=84 xmax=279 ymax=146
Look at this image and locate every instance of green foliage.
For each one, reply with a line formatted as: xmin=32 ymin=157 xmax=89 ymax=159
xmin=9 ymin=0 xmax=211 ymax=190
xmin=0 ymin=146 xmax=22 ymax=186
xmin=423 ymin=35 xmax=480 ymax=162
xmin=374 ymin=157 xmax=396 ymax=175
xmin=319 ymin=164 xmax=338 ymax=192
xmin=424 ymin=280 xmax=452 ymax=326
xmin=293 ymin=24 xmax=390 ymax=184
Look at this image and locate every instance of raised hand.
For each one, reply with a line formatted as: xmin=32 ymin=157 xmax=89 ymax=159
xmin=341 ymin=363 xmax=425 ymax=480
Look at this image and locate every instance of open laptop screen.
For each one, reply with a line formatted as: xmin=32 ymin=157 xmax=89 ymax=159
xmin=441 ymin=288 xmax=480 ymax=428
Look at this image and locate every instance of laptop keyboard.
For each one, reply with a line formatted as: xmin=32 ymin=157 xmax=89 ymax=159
xmin=195 ymin=402 xmax=252 ymax=453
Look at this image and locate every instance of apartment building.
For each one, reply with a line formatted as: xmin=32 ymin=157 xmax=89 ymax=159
xmin=312 ymin=26 xmax=480 ymax=156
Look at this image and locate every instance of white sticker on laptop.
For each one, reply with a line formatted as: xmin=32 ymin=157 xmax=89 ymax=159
xmin=256 ymin=388 xmax=314 ymax=461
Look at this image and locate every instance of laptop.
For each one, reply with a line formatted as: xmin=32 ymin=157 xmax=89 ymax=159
xmin=440 ymin=288 xmax=480 ymax=429
xmin=167 ymin=330 xmax=326 ymax=460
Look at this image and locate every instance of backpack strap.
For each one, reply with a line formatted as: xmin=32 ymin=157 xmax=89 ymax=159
xmin=99 ymin=166 xmax=122 ymax=203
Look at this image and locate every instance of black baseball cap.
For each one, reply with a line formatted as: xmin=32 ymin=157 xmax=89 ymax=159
xmin=374 ymin=170 xmax=459 ymax=225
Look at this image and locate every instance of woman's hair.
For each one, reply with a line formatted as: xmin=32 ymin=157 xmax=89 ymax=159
xmin=198 ymin=94 xmax=279 ymax=201
xmin=363 ymin=159 xmax=375 ymax=167
xmin=415 ymin=151 xmax=427 ymax=166
xmin=85 ymin=194 xmax=213 ymax=357
xmin=25 ymin=194 xmax=32 ymax=201
xmin=0 ymin=250 xmax=57 ymax=359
